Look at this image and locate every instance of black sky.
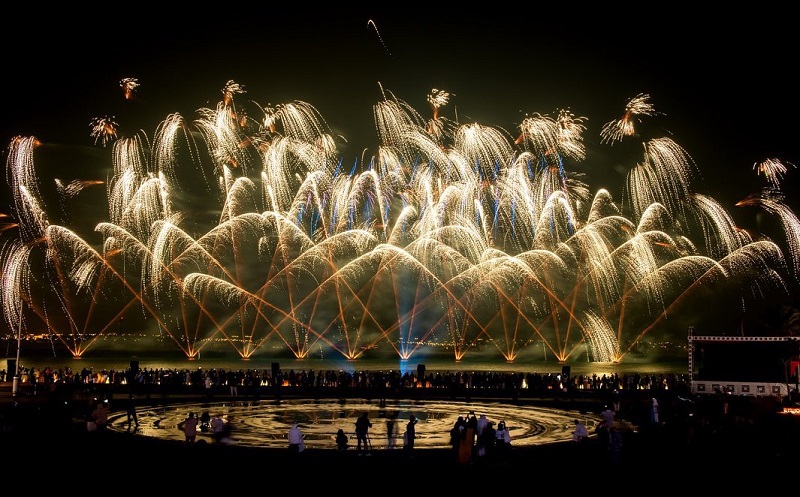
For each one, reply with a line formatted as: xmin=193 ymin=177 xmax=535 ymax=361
xmin=0 ymin=7 xmax=798 ymax=344
xmin=1 ymin=7 xmax=797 ymax=213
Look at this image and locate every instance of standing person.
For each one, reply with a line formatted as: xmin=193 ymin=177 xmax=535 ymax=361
xmin=450 ymin=416 xmax=466 ymax=457
xmin=404 ymin=414 xmax=418 ymax=455
xmin=125 ymin=393 xmax=139 ymax=431
xmin=476 ymin=413 xmax=489 ymax=439
xmin=597 ymin=404 xmax=616 ymax=449
xmin=612 ymin=389 xmax=622 ymax=414
xmin=600 ymin=404 xmax=616 ymax=428
xmin=288 ymin=422 xmax=304 ymax=453
xmin=495 ymin=421 xmax=511 ymax=460
xmin=476 ymin=421 xmax=495 ymax=462
xmin=227 ymin=369 xmax=239 ymax=396
xmin=459 ymin=412 xmax=477 ymax=464
xmin=183 ymin=412 xmax=199 ymax=443
xmin=467 ymin=412 xmax=478 ymax=444
xmin=204 ymin=375 xmax=213 ymax=399
xmin=650 ymin=398 xmax=660 ymax=425
xmin=354 ymin=412 xmax=373 ymax=455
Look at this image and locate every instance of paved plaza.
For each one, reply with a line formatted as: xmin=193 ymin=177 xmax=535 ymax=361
xmin=108 ymin=397 xmax=602 ymax=449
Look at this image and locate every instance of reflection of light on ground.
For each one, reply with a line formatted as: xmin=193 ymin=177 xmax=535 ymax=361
xmin=109 ymin=399 xmax=602 ymax=449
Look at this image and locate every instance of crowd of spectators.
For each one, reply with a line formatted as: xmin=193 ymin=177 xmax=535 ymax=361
xmin=2 ymin=363 xmax=690 ymax=400
xmin=3 ymin=362 xmax=798 ymax=473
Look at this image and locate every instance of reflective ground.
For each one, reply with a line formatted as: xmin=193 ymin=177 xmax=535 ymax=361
xmin=109 ymin=398 xmax=602 ymax=449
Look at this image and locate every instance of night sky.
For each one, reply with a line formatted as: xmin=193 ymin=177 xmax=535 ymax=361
xmin=2 ymin=8 xmax=796 ymax=210
xmin=1 ymin=7 xmax=798 ymax=341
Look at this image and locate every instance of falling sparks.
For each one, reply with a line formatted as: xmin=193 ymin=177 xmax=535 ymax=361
xmin=1 ymin=83 xmax=796 ymax=366
xmin=600 ymin=93 xmax=658 ymax=145
xmin=120 ymin=77 xmax=140 ymax=100
xmin=222 ymin=80 xmax=246 ymax=107
xmin=89 ymin=116 xmax=119 ymax=147
xmin=56 ymin=179 xmax=105 ymax=200
xmin=754 ymin=158 xmax=795 ymax=189
xmin=736 ymin=190 xmax=800 ymax=276
xmin=427 ymin=88 xmax=452 ymax=118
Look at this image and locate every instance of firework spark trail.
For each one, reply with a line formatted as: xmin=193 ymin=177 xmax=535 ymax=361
xmin=427 ymin=88 xmax=455 ymax=139
xmin=555 ymin=109 xmax=587 ymax=162
xmin=107 ymin=123 xmax=246 ymax=357
xmin=153 ymin=113 xmax=196 ymax=189
xmin=1 ymin=83 xmax=797 ymax=365
xmin=600 ymin=93 xmax=658 ymax=145
xmin=96 ymin=221 xmax=225 ymax=358
xmin=221 ymin=80 xmax=246 ymax=108
xmin=31 ymin=222 xmax=173 ymax=356
xmin=181 ymin=272 xmax=304 ymax=358
xmin=582 ymin=312 xmax=619 ymax=362
xmin=685 ymin=194 xmax=751 ymax=259
xmin=195 ymin=104 xmax=253 ymax=174
xmin=374 ymin=95 xmax=429 ymax=164
xmin=205 ymin=217 xmax=355 ymax=355
xmin=90 ymin=116 xmax=119 ymax=147
xmin=0 ymin=239 xmax=31 ymax=331
xmin=754 ymin=158 xmax=795 ymax=189
xmin=44 ymin=225 xmax=118 ymax=355
xmin=516 ymin=113 xmax=560 ymax=157
xmin=6 ymin=137 xmax=46 ymax=242
xmin=367 ymin=19 xmax=392 ymax=57
xmin=624 ymin=137 xmax=696 ymax=221
xmin=737 ymin=191 xmax=800 ymax=277
xmin=120 ymin=77 xmax=140 ymax=100
xmin=225 ymin=234 xmax=382 ymax=360
xmin=618 ymin=241 xmax=788 ymax=360
xmin=4 ymin=118 xmax=230 ymax=358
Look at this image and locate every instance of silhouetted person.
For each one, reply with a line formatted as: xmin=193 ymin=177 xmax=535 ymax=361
xmin=355 ymin=412 xmax=372 ymax=455
xmin=476 ymin=420 xmax=495 ymax=462
xmin=450 ymin=416 xmax=466 ymax=456
xmin=494 ymin=421 xmax=511 ymax=461
xmin=405 ymin=414 xmax=418 ymax=456
xmin=459 ymin=412 xmax=477 ymax=464
xmin=125 ymin=393 xmax=139 ymax=431
xmin=336 ymin=428 xmax=349 ymax=451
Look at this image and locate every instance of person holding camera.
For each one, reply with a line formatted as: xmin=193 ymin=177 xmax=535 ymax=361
xmin=355 ymin=412 xmax=372 ymax=455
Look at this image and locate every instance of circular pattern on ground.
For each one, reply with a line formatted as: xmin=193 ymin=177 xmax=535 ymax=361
xmin=109 ymin=398 xmax=602 ymax=449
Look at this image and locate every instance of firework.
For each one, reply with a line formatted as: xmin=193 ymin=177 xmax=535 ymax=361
xmin=1 ymin=85 xmax=796 ymax=366
xmin=222 ymin=80 xmax=246 ymax=108
xmin=600 ymin=93 xmax=658 ymax=145
xmin=89 ymin=116 xmax=119 ymax=147
xmin=120 ymin=77 xmax=140 ymax=100
xmin=754 ymin=158 xmax=795 ymax=189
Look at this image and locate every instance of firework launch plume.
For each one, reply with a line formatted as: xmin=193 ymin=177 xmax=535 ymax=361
xmin=1 ymin=86 xmax=796 ymax=365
